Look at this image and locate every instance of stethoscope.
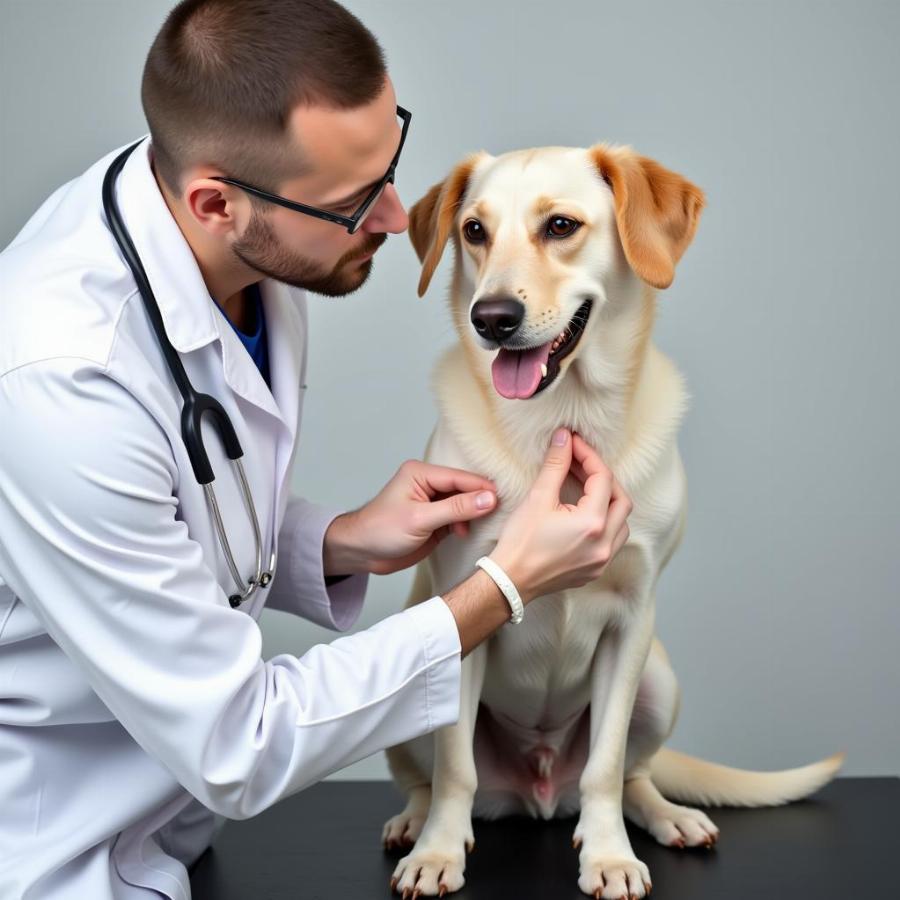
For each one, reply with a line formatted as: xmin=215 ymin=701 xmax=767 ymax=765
xmin=102 ymin=139 xmax=276 ymax=609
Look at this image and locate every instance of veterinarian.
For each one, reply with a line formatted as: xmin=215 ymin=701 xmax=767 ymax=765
xmin=0 ymin=1 xmax=633 ymax=896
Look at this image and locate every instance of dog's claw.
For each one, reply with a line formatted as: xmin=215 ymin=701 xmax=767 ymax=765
xmin=644 ymin=881 xmax=653 ymax=895
xmin=390 ymin=876 xmax=398 ymax=892
xmin=573 ymin=836 xmax=582 ymax=849
xmin=439 ymin=887 xmax=447 ymax=898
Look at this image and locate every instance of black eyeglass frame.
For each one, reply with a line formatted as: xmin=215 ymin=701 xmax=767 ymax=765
xmin=210 ymin=105 xmax=411 ymax=234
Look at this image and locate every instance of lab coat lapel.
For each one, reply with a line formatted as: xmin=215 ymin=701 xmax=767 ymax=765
xmin=216 ymin=278 xmax=306 ymax=521
xmin=212 ymin=288 xmax=293 ymax=434
xmin=259 ymin=279 xmax=303 ymax=447
xmin=260 ymin=280 xmax=308 ymax=532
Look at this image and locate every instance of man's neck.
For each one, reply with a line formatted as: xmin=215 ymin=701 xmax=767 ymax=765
xmin=151 ymin=155 xmax=257 ymax=328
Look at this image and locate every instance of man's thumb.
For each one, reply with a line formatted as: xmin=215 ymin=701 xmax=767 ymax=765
xmin=418 ymin=489 xmax=497 ymax=535
xmin=532 ymin=427 xmax=572 ymax=499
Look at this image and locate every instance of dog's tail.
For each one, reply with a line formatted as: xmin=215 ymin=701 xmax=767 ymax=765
xmin=648 ymin=747 xmax=846 ymax=807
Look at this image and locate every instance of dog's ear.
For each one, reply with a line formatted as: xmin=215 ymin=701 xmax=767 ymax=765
xmin=589 ymin=144 xmax=706 ymax=290
xmin=408 ymin=151 xmax=487 ymax=298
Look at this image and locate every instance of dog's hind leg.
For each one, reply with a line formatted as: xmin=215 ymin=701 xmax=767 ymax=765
xmin=622 ymin=638 xmax=720 ymax=849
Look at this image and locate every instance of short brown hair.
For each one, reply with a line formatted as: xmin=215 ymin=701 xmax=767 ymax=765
xmin=141 ymin=0 xmax=387 ymax=197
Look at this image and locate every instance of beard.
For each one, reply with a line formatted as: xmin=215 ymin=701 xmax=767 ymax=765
xmin=231 ymin=209 xmax=386 ymax=297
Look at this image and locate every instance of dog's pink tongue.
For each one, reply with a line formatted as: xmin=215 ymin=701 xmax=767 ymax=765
xmin=491 ymin=343 xmax=553 ymax=399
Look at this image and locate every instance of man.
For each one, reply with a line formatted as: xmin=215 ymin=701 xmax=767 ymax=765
xmin=0 ymin=1 xmax=631 ymax=897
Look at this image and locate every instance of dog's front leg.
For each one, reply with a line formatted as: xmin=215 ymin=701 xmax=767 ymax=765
xmin=390 ymin=640 xmax=488 ymax=897
xmin=574 ymin=603 xmax=655 ymax=899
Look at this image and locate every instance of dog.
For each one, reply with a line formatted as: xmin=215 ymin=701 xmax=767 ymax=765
xmin=381 ymin=142 xmax=845 ymax=899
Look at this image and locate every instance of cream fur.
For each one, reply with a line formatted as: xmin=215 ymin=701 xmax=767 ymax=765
xmin=383 ymin=144 xmax=844 ymax=899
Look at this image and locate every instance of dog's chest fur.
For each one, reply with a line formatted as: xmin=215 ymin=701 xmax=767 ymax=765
xmin=425 ymin=427 xmax=670 ymax=738
xmin=420 ymin=341 xmax=688 ymax=812
xmin=433 ymin=487 xmax=642 ymax=728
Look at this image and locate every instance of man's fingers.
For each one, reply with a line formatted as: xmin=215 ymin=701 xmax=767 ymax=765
xmin=608 ymin=520 xmax=630 ymax=559
xmin=413 ymin=489 xmax=497 ymax=536
xmin=572 ymin=432 xmax=617 ymax=518
xmin=576 ymin=471 xmax=613 ymax=520
xmin=452 ymin=521 xmax=469 ymax=538
xmin=603 ymin=489 xmax=632 ymax=546
xmin=571 ymin=432 xmax=612 ymax=480
xmin=569 ymin=457 xmax=588 ymax=484
xmin=530 ymin=427 xmax=573 ymax=501
xmin=405 ymin=460 xmax=496 ymax=498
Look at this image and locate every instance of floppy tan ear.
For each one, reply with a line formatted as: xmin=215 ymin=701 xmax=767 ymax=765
xmin=589 ymin=144 xmax=706 ymax=290
xmin=408 ymin=151 xmax=486 ymax=298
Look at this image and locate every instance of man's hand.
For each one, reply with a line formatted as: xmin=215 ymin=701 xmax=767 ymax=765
xmin=490 ymin=429 xmax=632 ymax=603
xmin=323 ymin=460 xmax=499 ymax=576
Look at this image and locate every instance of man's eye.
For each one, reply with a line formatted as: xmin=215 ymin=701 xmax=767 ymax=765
xmin=546 ymin=216 xmax=580 ymax=238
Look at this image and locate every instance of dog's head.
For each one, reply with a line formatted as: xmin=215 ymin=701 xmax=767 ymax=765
xmin=408 ymin=144 xmax=705 ymax=400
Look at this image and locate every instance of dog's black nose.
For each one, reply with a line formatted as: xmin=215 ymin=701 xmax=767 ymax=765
xmin=470 ymin=296 xmax=525 ymax=343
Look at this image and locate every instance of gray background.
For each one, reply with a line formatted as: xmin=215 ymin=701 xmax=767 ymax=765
xmin=1 ymin=0 xmax=897 ymax=780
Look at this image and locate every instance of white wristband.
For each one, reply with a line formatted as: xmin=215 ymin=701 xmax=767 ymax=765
xmin=475 ymin=556 xmax=525 ymax=625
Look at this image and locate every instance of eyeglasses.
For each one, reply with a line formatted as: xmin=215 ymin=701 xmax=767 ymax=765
xmin=210 ymin=105 xmax=411 ymax=235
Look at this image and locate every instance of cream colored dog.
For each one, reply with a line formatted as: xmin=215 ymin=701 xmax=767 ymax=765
xmin=382 ymin=142 xmax=844 ymax=899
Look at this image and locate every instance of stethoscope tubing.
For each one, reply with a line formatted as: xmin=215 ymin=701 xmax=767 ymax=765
xmin=102 ymin=140 xmax=276 ymax=607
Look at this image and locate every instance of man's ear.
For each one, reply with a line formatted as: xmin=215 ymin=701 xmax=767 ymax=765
xmin=408 ymin=151 xmax=488 ymax=298
xmin=589 ymin=144 xmax=706 ymax=290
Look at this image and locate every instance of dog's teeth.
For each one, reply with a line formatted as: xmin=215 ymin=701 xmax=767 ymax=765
xmin=540 ymin=363 xmax=548 ymax=378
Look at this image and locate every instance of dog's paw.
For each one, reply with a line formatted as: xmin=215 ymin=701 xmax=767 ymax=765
xmin=577 ymin=854 xmax=652 ymax=899
xmin=389 ymin=841 xmax=469 ymax=897
xmin=382 ymin=810 xmax=427 ymax=850
xmin=646 ymin=803 xmax=719 ymax=849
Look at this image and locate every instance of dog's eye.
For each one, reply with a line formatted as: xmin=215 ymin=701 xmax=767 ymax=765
xmin=546 ymin=216 xmax=580 ymax=238
xmin=462 ymin=219 xmax=487 ymax=244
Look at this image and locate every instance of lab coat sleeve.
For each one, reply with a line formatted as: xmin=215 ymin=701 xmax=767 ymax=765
xmin=263 ymin=494 xmax=370 ymax=631
xmin=0 ymin=360 xmax=462 ymax=821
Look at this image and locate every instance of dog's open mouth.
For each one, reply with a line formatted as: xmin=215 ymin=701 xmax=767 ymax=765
xmin=490 ymin=299 xmax=593 ymax=399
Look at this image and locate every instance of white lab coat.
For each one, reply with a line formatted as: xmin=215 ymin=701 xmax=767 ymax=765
xmin=0 ymin=136 xmax=462 ymax=899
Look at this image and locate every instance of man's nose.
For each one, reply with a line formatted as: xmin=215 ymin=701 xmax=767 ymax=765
xmin=470 ymin=296 xmax=526 ymax=343
xmin=361 ymin=181 xmax=408 ymax=234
